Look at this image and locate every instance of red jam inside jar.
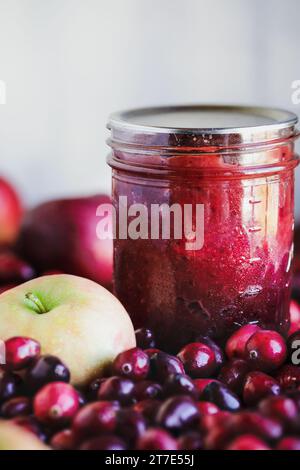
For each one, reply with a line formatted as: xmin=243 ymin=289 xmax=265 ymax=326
xmin=107 ymin=106 xmax=299 ymax=351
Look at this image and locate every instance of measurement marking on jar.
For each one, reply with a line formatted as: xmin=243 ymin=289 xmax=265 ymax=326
xmin=249 ymin=198 xmax=262 ymax=205
xmin=248 ymin=226 xmax=262 ymax=233
xmin=249 ymin=257 xmax=261 ymax=264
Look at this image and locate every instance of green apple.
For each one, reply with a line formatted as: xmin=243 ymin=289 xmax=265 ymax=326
xmin=0 ymin=421 xmax=50 ymax=450
xmin=0 ymin=274 xmax=136 ymax=386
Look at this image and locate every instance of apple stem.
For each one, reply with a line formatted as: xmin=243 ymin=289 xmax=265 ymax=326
xmin=24 ymin=292 xmax=48 ymax=314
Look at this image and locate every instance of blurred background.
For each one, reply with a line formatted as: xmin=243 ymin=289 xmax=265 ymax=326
xmin=0 ymin=0 xmax=299 ymax=217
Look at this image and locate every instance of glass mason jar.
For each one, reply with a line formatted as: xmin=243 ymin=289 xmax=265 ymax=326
xmin=107 ymin=106 xmax=299 ymax=351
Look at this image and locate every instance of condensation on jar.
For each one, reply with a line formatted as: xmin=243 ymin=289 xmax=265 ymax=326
xmin=107 ymin=105 xmax=299 ymax=351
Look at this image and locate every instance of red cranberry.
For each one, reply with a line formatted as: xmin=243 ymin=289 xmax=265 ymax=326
xmin=201 ymin=411 xmax=230 ymax=434
xmin=113 ymin=347 xmax=150 ymax=381
xmin=87 ymin=377 xmax=106 ymax=401
xmin=0 ymin=250 xmax=35 ymax=283
xmin=72 ymin=401 xmax=119 ymax=439
xmin=288 ymin=301 xmax=300 ymax=336
xmin=0 ymin=370 xmax=23 ymax=403
xmin=177 ymin=343 xmax=216 ymax=378
xmin=163 ymin=373 xmax=198 ymax=399
xmin=276 ymin=437 xmax=300 ymax=450
xmin=135 ymin=328 xmax=156 ymax=349
xmin=134 ymin=380 xmax=162 ymax=401
xmin=144 ymin=348 xmax=161 ymax=359
xmin=276 ymin=364 xmax=300 ymax=390
xmin=50 ymin=429 xmax=77 ymax=450
xmin=132 ymin=399 xmax=161 ymax=423
xmin=150 ymin=352 xmax=185 ymax=383
xmin=0 ymin=396 xmax=31 ymax=418
xmin=193 ymin=378 xmax=220 ymax=395
xmin=34 ymin=382 xmax=79 ymax=426
xmin=218 ymin=359 xmax=250 ymax=395
xmin=196 ymin=335 xmax=225 ymax=371
xmin=225 ymin=324 xmax=260 ymax=359
xmin=243 ymin=371 xmax=281 ymax=406
xmin=225 ymin=434 xmax=270 ymax=450
xmin=245 ymin=330 xmax=287 ymax=372
xmin=116 ymin=409 xmax=146 ymax=446
xmin=137 ymin=428 xmax=178 ymax=450
xmin=258 ymin=396 xmax=298 ymax=428
xmin=200 ymin=382 xmax=241 ymax=412
xmin=98 ymin=376 xmax=135 ymax=405
xmin=80 ymin=435 xmax=127 ymax=451
xmin=4 ymin=337 xmax=40 ymax=371
xmin=178 ymin=432 xmax=203 ymax=450
xmin=156 ymin=396 xmax=200 ymax=434
xmin=197 ymin=401 xmax=219 ymax=416
xmin=25 ymin=355 xmax=70 ymax=392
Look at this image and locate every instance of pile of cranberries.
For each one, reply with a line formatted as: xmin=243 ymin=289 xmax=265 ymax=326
xmin=2 ymin=324 xmax=300 ymax=451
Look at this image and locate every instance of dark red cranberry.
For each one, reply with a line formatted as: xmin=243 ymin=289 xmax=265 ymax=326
xmin=178 ymin=432 xmax=203 ymax=450
xmin=0 ymin=396 xmax=31 ymax=418
xmin=137 ymin=428 xmax=178 ymax=450
xmin=276 ymin=437 xmax=300 ymax=450
xmin=50 ymin=429 xmax=77 ymax=450
xmin=0 ymin=370 xmax=23 ymax=403
xmin=177 ymin=343 xmax=216 ymax=378
xmin=135 ymin=328 xmax=156 ymax=349
xmin=258 ymin=395 xmax=298 ymax=428
xmin=113 ymin=347 xmax=149 ymax=381
xmin=77 ymin=391 xmax=87 ymax=408
xmin=34 ymin=382 xmax=79 ymax=427
xmin=144 ymin=348 xmax=161 ymax=359
xmin=80 ymin=435 xmax=127 ymax=451
xmin=193 ymin=378 xmax=220 ymax=395
xmin=150 ymin=352 xmax=185 ymax=383
xmin=225 ymin=434 xmax=270 ymax=450
xmin=25 ymin=355 xmax=70 ymax=392
xmin=134 ymin=380 xmax=162 ymax=401
xmin=72 ymin=401 xmax=119 ymax=439
xmin=87 ymin=377 xmax=106 ymax=401
xmin=156 ymin=396 xmax=200 ymax=434
xmin=13 ymin=415 xmax=47 ymax=442
xmin=200 ymin=381 xmax=241 ymax=412
xmin=243 ymin=371 xmax=281 ymax=406
xmin=245 ymin=330 xmax=287 ymax=372
xmin=98 ymin=376 xmax=135 ymax=405
xmin=287 ymin=330 xmax=300 ymax=364
xmin=116 ymin=409 xmax=146 ymax=446
xmin=276 ymin=364 xmax=300 ymax=390
xmin=163 ymin=373 xmax=198 ymax=399
xmin=0 ymin=250 xmax=35 ymax=283
xmin=4 ymin=337 xmax=40 ymax=371
xmin=196 ymin=335 xmax=224 ymax=371
xmin=197 ymin=401 xmax=219 ymax=416
xmin=133 ymin=399 xmax=161 ymax=423
xmin=201 ymin=411 xmax=230 ymax=434
xmin=225 ymin=324 xmax=260 ymax=359
xmin=218 ymin=359 xmax=250 ymax=395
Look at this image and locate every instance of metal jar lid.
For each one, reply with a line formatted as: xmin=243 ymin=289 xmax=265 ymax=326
xmin=107 ymin=105 xmax=299 ymax=148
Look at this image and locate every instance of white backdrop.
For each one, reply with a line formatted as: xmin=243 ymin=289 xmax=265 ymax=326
xmin=0 ymin=0 xmax=299 ymax=217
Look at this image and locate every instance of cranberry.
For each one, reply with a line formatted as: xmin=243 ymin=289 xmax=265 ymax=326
xmin=113 ymin=347 xmax=149 ymax=381
xmin=133 ymin=399 xmax=161 ymax=423
xmin=200 ymin=382 xmax=241 ymax=412
xmin=137 ymin=428 xmax=178 ymax=450
xmin=178 ymin=432 xmax=203 ymax=450
xmin=34 ymin=382 xmax=79 ymax=426
xmin=288 ymin=301 xmax=300 ymax=336
xmin=72 ymin=401 xmax=119 ymax=439
xmin=276 ymin=437 xmax=300 ymax=450
xmin=0 ymin=250 xmax=35 ymax=283
xmin=177 ymin=343 xmax=216 ymax=378
xmin=197 ymin=401 xmax=219 ymax=416
xmin=0 ymin=370 xmax=23 ymax=403
xmin=225 ymin=434 xmax=270 ymax=450
xmin=135 ymin=328 xmax=156 ymax=349
xmin=225 ymin=324 xmax=260 ymax=359
xmin=276 ymin=364 xmax=300 ymax=390
xmin=218 ymin=359 xmax=250 ymax=395
xmin=0 ymin=396 xmax=31 ymax=418
xmin=243 ymin=371 xmax=281 ymax=406
xmin=77 ymin=391 xmax=87 ymax=408
xmin=98 ymin=376 xmax=135 ymax=405
xmin=25 ymin=355 xmax=70 ymax=392
xmin=196 ymin=335 xmax=224 ymax=371
xmin=258 ymin=396 xmax=298 ymax=428
xmin=201 ymin=411 xmax=231 ymax=434
xmin=50 ymin=429 xmax=77 ymax=450
xmin=80 ymin=435 xmax=127 ymax=451
xmin=134 ymin=380 xmax=162 ymax=401
xmin=193 ymin=378 xmax=220 ymax=395
xmin=245 ymin=329 xmax=287 ymax=372
xmin=4 ymin=337 xmax=40 ymax=371
xmin=150 ymin=352 xmax=185 ymax=383
xmin=116 ymin=409 xmax=146 ymax=446
xmin=287 ymin=330 xmax=300 ymax=363
xmin=156 ymin=396 xmax=199 ymax=434
xmin=87 ymin=377 xmax=106 ymax=401
xmin=163 ymin=373 xmax=198 ymax=399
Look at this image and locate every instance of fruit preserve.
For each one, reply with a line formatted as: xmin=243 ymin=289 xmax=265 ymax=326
xmin=107 ymin=106 xmax=299 ymax=350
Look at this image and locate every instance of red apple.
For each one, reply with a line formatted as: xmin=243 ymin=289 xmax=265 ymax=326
xmin=0 ymin=177 xmax=22 ymax=246
xmin=17 ymin=195 xmax=113 ymax=288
